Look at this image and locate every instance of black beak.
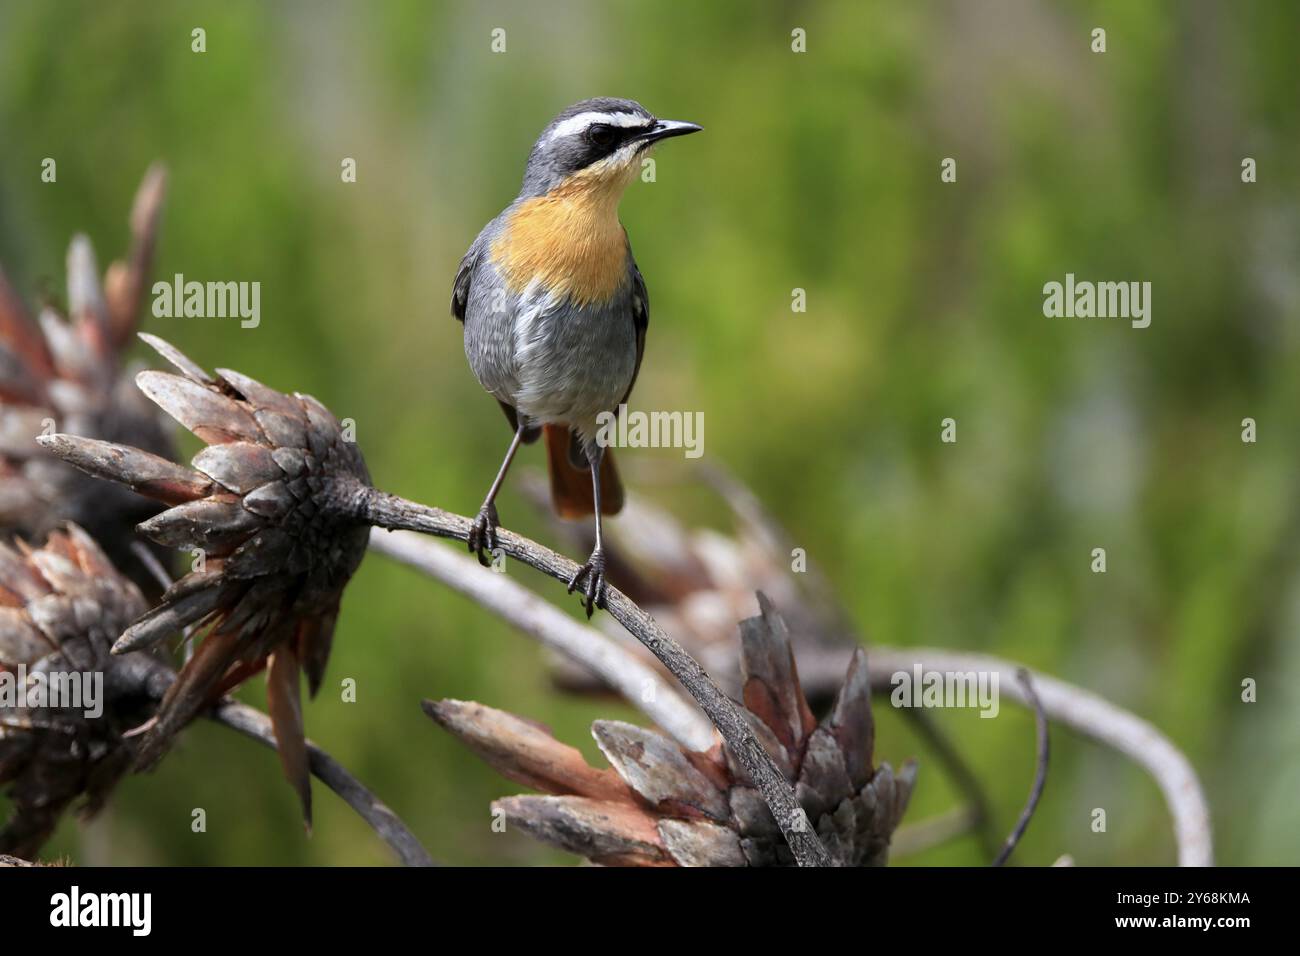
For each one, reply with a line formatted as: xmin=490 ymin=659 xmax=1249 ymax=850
xmin=636 ymin=119 xmax=703 ymax=146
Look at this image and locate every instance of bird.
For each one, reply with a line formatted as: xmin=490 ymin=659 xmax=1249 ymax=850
xmin=452 ymin=97 xmax=701 ymax=616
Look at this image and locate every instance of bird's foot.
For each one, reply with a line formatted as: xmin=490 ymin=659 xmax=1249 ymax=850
xmin=567 ymin=547 xmax=608 ymax=619
xmin=468 ymin=502 xmax=500 ymax=567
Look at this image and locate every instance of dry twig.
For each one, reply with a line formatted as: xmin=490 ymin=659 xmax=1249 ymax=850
xmin=352 ymin=488 xmax=833 ymax=867
xmin=867 ymin=649 xmax=1212 ymax=866
xmin=992 ymin=669 xmax=1049 ymax=866
xmin=209 ymin=699 xmax=434 ymax=867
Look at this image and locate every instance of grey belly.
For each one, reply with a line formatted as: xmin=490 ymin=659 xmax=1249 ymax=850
xmin=464 ymin=266 xmax=637 ymax=436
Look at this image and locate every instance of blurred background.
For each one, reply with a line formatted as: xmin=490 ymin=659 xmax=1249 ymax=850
xmin=1 ymin=0 xmax=1298 ymax=865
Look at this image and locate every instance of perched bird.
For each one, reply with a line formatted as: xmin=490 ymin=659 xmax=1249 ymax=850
xmin=452 ymin=97 xmax=701 ymax=615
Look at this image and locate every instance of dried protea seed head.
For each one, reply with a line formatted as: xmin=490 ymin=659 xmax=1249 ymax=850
xmin=0 ymin=166 xmax=173 ymax=587
xmin=38 ymin=335 xmax=372 ymax=823
xmin=0 ymin=525 xmax=174 ymax=857
xmin=427 ymin=593 xmax=916 ymax=867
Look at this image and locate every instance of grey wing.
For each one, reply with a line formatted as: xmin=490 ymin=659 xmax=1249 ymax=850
xmin=621 ymin=252 xmax=649 ymax=406
xmin=452 ymin=226 xmax=538 ymax=440
xmin=451 ymin=235 xmax=481 ymax=322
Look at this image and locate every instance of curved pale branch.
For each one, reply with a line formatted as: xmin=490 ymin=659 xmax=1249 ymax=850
xmin=368 ymin=528 xmax=714 ymax=751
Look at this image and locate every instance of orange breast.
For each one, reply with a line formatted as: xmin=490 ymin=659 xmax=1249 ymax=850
xmin=491 ymin=172 xmax=630 ymax=306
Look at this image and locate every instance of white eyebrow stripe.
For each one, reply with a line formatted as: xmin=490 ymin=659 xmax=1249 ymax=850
xmin=547 ymin=111 xmax=651 ymax=141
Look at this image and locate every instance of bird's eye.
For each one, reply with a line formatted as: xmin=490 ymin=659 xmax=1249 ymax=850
xmin=585 ymin=124 xmax=618 ymax=149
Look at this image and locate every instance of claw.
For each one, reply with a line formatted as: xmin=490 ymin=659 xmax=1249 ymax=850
xmin=566 ymin=547 xmax=608 ymax=618
xmin=468 ymin=502 xmax=500 ymax=567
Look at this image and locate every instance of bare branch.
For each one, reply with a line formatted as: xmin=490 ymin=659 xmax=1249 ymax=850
xmin=867 ymin=649 xmax=1213 ymax=866
xmin=992 ymin=669 xmax=1049 ymax=866
xmin=129 ymin=539 xmax=173 ymax=593
xmin=351 ymin=486 xmax=833 ymax=867
xmin=368 ymin=529 xmax=714 ymax=751
xmin=209 ymin=699 xmax=435 ymax=868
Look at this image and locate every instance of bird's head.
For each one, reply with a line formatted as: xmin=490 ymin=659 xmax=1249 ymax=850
xmin=520 ymin=97 xmax=701 ymax=199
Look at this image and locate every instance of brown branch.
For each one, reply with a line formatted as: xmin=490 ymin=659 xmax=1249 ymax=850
xmin=209 ymin=699 xmax=435 ymax=867
xmin=349 ymin=485 xmax=833 ymax=867
xmin=367 ymin=528 xmax=714 ymax=750
xmin=866 ymin=649 xmax=1213 ymax=866
xmin=992 ymin=668 xmax=1049 ymax=866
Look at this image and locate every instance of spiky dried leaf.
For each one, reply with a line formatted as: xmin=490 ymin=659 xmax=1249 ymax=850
xmin=424 ymin=699 xmax=630 ymax=802
xmin=492 ymin=795 xmax=672 ymax=867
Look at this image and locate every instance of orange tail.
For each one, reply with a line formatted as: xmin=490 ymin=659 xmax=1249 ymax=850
xmin=544 ymin=424 xmax=624 ymax=519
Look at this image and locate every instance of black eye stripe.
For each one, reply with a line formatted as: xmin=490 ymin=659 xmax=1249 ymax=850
xmin=585 ymin=123 xmax=619 ymax=147
xmin=584 ymin=120 xmax=655 ymax=155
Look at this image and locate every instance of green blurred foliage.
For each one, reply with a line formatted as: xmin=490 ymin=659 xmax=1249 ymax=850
xmin=1 ymin=0 xmax=1297 ymax=866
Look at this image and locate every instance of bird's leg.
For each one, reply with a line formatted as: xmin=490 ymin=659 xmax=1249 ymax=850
xmin=469 ymin=421 xmax=527 ymax=566
xmin=567 ymin=442 xmax=608 ymax=618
